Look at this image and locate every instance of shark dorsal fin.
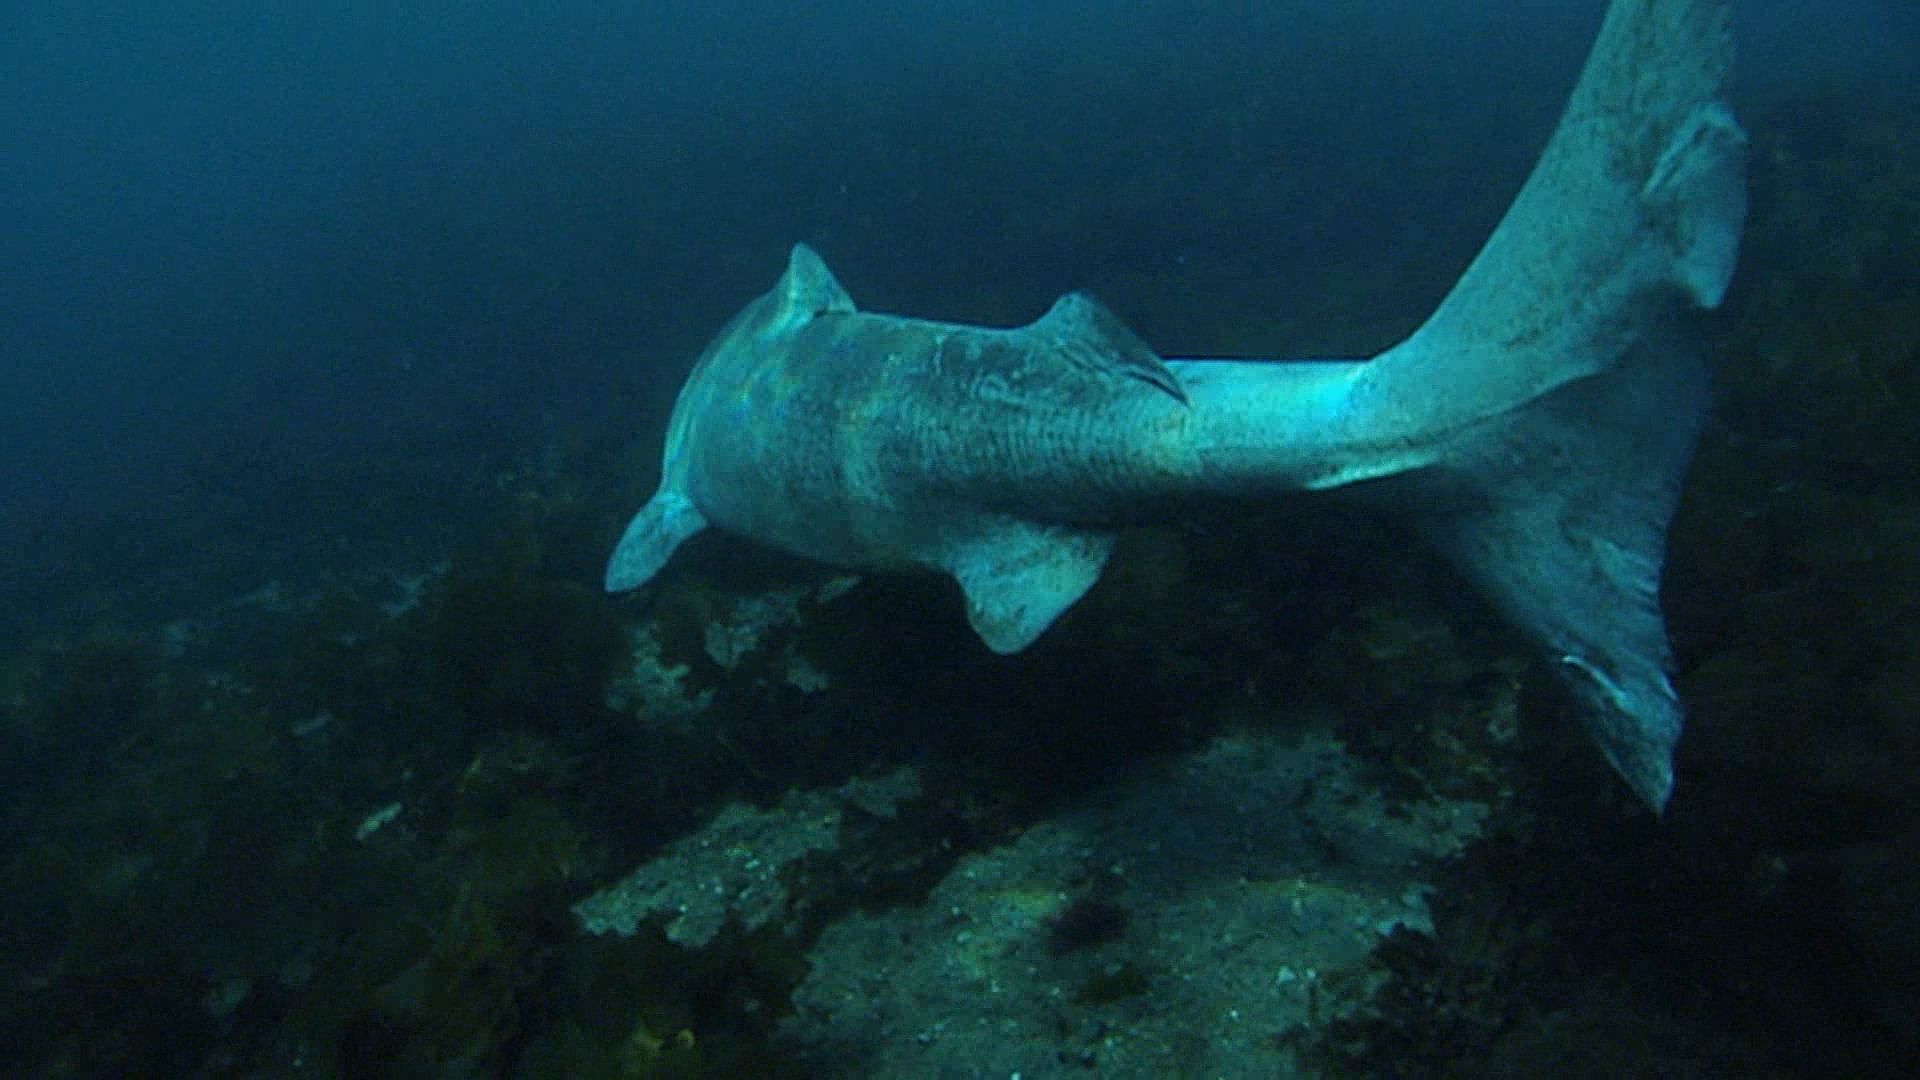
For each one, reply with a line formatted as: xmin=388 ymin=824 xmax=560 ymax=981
xmin=772 ymin=244 xmax=856 ymax=332
xmin=1029 ymin=292 xmax=1187 ymax=404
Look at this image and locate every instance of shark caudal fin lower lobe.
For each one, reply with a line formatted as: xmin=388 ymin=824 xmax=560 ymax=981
xmin=1385 ymin=325 xmax=1708 ymax=811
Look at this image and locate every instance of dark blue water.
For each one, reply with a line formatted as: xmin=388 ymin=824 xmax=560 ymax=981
xmin=0 ymin=2 xmax=1567 ymax=634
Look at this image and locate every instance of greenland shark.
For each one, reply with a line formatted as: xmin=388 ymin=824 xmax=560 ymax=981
xmin=605 ymin=0 xmax=1746 ymax=811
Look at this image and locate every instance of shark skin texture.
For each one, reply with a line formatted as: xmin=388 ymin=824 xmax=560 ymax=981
xmin=606 ymin=0 xmax=1746 ymax=812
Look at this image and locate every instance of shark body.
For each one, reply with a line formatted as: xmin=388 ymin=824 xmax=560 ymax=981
xmin=607 ymin=0 xmax=1747 ymax=810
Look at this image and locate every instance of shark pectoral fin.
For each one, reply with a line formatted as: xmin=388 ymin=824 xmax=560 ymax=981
xmin=946 ymin=522 xmax=1117 ymax=654
xmin=605 ymin=491 xmax=707 ymax=593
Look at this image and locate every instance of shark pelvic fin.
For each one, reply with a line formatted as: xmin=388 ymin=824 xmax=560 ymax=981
xmin=1029 ymin=292 xmax=1188 ymax=404
xmin=605 ymin=491 xmax=707 ymax=593
xmin=946 ymin=520 xmax=1117 ymax=654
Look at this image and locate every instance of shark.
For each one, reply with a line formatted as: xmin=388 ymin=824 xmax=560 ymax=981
xmin=605 ymin=0 xmax=1747 ymax=811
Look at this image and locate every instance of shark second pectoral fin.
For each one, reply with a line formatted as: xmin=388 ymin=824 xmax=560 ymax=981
xmin=946 ymin=521 xmax=1117 ymax=654
xmin=605 ymin=491 xmax=708 ymax=593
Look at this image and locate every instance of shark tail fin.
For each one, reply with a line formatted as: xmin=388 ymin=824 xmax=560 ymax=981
xmin=1391 ymin=327 xmax=1707 ymax=812
xmin=1357 ymin=0 xmax=1745 ymax=810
